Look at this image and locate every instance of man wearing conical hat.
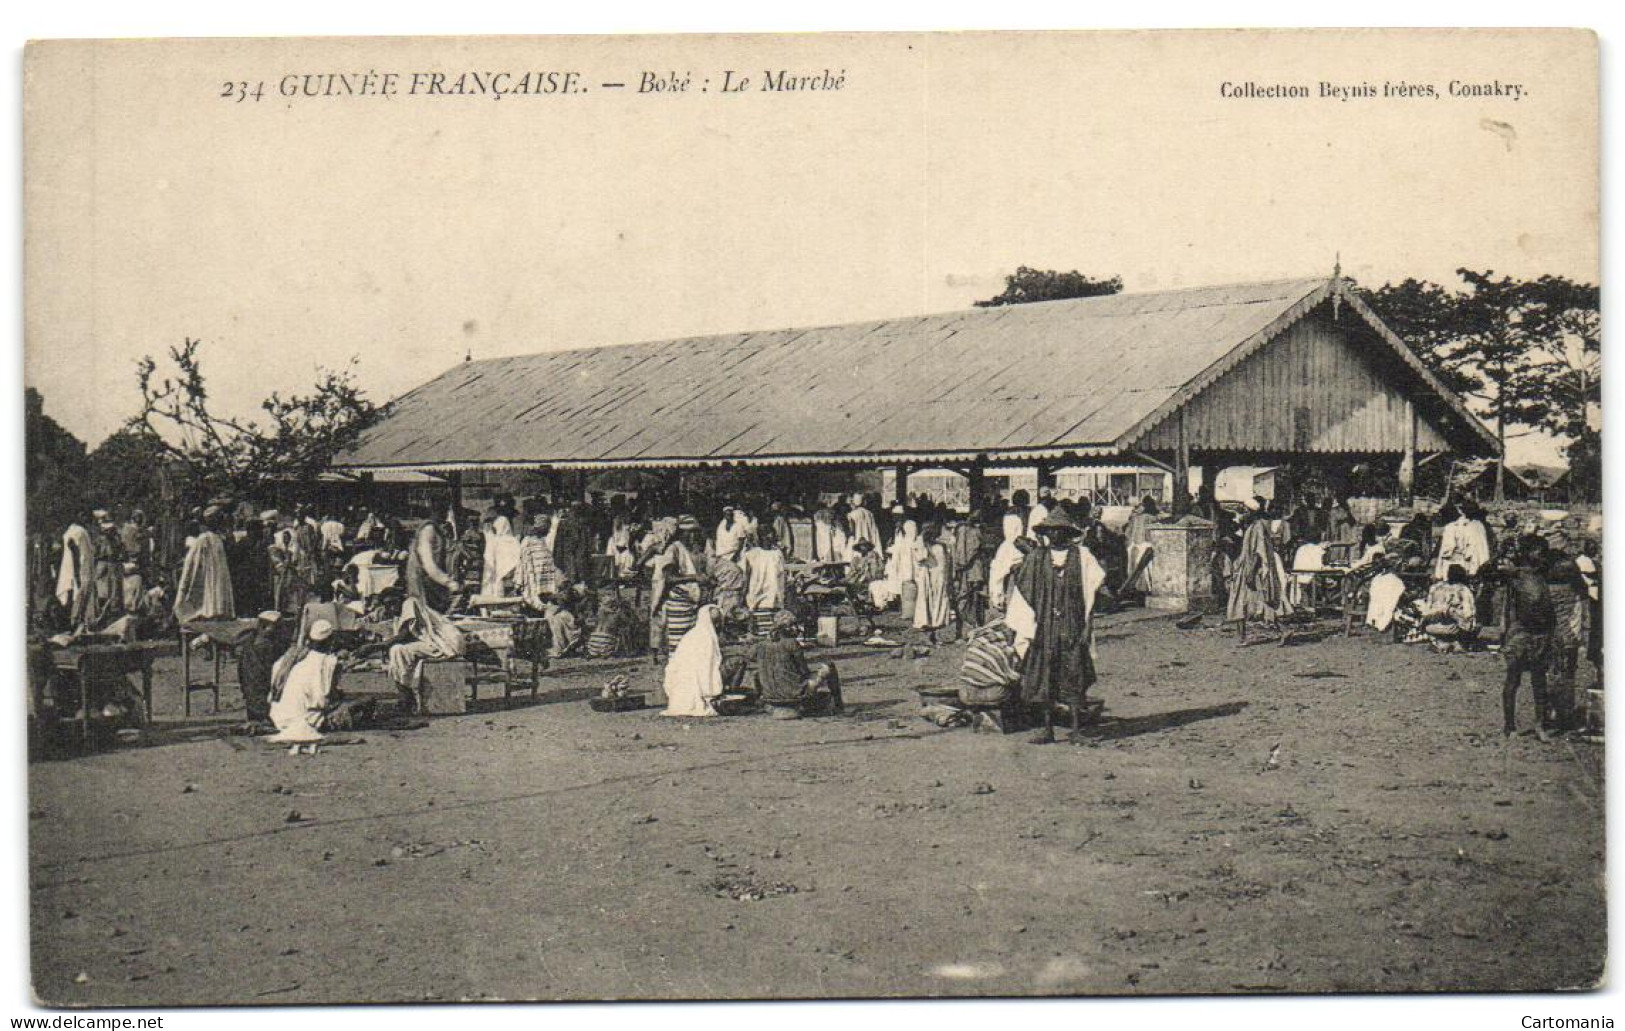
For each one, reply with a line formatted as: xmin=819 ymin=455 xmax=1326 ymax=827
xmin=1005 ymin=506 xmax=1113 ymax=744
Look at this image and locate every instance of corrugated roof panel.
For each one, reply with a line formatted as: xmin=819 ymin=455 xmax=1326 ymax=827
xmin=337 ymin=278 xmax=1337 ymax=468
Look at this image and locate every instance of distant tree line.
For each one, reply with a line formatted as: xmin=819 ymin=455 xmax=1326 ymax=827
xmin=1364 ymin=270 xmax=1599 ymax=501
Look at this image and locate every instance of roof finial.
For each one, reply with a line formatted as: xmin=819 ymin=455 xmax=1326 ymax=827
xmin=1331 ymin=252 xmax=1343 ymax=320
xmin=465 ymin=347 xmax=472 ymax=363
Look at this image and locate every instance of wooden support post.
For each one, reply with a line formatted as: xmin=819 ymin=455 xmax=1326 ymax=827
xmin=893 ymin=464 xmax=910 ymax=507
xmin=1035 ymin=463 xmax=1057 ymax=492
xmin=446 ymin=471 xmax=465 ymax=518
xmin=966 ymin=462 xmax=988 ymax=515
xmin=1172 ymin=409 xmax=1192 ymax=518
xmin=1399 ymin=399 xmax=1417 ymax=504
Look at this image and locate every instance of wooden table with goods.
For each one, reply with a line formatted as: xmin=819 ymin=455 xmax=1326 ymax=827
xmin=48 ymin=640 xmax=166 ymax=751
xmin=450 ymin=614 xmax=547 ymax=707
xmin=178 ymin=618 xmax=260 ymax=716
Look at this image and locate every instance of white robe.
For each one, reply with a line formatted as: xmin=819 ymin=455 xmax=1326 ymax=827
xmin=481 ymin=516 xmax=522 ymax=597
xmin=742 ymin=546 xmax=786 ymax=610
xmin=55 ymin=523 xmax=93 ymax=608
xmin=1435 ymin=517 xmax=1491 ymax=579
xmin=320 ymin=519 xmax=346 ymax=553
xmin=1365 ymin=572 xmax=1407 ymax=632
xmin=914 ymin=541 xmax=952 ymax=630
xmin=662 ymin=606 xmax=723 ymax=717
xmin=1002 ymin=511 xmax=1026 ymax=543
xmin=1289 ymin=542 xmax=1327 ymax=607
xmin=268 ymin=651 xmax=338 ymax=743
xmin=884 ymin=520 xmax=920 ymax=592
xmin=830 ymin=523 xmax=852 ymax=563
xmin=715 ymin=515 xmax=745 ymax=561
xmin=173 ymin=531 xmax=236 ymax=623
xmin=812 ymin=511 xmax=838 ymax=562
xmin=847 ymin=506 xmax=884 ymax=558
xmin=987 ymin=509 xmax=1031 ymax=610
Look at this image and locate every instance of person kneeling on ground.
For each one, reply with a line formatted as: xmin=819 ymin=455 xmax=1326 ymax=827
xmin=753 ymin=610 xmax=842 ymax=719
xmin=540 ymin=587 xmax=583 ymax=660
xmin=844 ymin=539 xmax=886 ymax=636
xmin=586 ymin=592 xmax=636 ymax=659
xmin=268 ymin=619 xmax=343 ymax=751
xmin=1401 ymin=563 xmax=1479 ymax=652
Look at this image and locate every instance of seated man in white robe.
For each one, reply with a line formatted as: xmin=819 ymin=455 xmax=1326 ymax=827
xmin=268 ymin=619 xmax=342 ymax=751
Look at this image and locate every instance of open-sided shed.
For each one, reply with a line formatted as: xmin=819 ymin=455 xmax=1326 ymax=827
xmin=332 ymin=274 xmax=1498 ymax=512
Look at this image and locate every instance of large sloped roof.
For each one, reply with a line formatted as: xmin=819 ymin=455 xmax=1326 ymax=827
xmin=334 ymin=276 xmax=1495 ymax=472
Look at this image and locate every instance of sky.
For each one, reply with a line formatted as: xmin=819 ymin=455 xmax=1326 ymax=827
xmin=23 ymin=29 xmax=1598 ymax=467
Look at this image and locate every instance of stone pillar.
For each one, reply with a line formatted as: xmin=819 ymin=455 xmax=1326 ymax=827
xmin=1144 ymin=517 xmax=1216 ymax=613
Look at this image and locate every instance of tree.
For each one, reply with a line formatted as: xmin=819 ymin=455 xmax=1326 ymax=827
xmin=975 ymin=267 xmax=1123 ymax=307
xmin=1364 ymin=269 xmax=1583 ymax=500
xmin=132 ymin=338 xmax=380 ymax=501
xmin=87 ymin=427 xmax=173 ymax=519
xmin=25 ymin=388 xmax=89 ymax=532
xmin=1363 ymin=278 xmax=1483 ymax=397
xmin=1515 ymin=275 xmax=1600 ymax=502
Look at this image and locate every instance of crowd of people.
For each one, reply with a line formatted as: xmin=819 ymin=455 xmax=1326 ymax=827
xmin=27 ymin=478 xmax=1603 ymax=750
xmin=1214 ymin=491 xmax=1603 ymax=742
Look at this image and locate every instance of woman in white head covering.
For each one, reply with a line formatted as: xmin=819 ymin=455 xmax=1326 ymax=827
xmin=662 ymin=604 xmax=724 ymax=717
xmin=480 ymin=515 xmax=522 ymax=597
xmin=268 ymin=619 xmax=341 ymax=746
xmin=987 ymin=493 xmax=1033 ymax=612
xmin=846 ymin=500 xmax=884 ymax=559
xmin=884 ymin=518 xmax=921 ymax=620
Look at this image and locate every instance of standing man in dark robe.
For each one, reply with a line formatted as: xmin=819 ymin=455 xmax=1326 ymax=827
xmin=449 ymin=507 xmax=485 ymax=594
xmin=409 ymin=511 xmax=464 ymax=614
xmin=229 ymin=517 xmax=275 ymax=617
xmin=949 ymin=510 xmax=988 ymax=632
xmin=553 ymin=502 xmax=596 ymax=587
xmin=236 ymin=610 xmax=291 ymax=725
xmin=1006 ymin=508 xmax=1111 ymax=745
xmin=284 ymin=504 xmax=322 ymax=617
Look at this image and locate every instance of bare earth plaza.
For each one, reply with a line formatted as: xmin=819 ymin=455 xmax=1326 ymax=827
xmin=19 ymin=29 xmax=1603 ymax=1008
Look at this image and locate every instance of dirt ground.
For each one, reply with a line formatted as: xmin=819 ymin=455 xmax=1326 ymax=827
xmin=29 ymin=607 xmax=1606 ymax=1005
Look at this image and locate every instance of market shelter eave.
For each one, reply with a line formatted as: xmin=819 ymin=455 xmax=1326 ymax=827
xmin=334 ymin=444 xmax=1125 ymax=476
xmin=332 ymin=275 xmax=1499 ymax=475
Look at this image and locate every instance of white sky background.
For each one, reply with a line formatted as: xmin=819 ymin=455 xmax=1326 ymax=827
xmin=23 ymin=29 xmax=1597 ymax=467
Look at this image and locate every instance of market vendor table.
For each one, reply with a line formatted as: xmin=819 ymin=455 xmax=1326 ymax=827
xmin=450 ymin=615 xmax=546 ymax=708
xmin=790 ymin=562 xmax=850 ymax=614
xmin=178 ymin=618 xmax=258 ymax=716
xmin=50 ymin=641 xmax=164 ymax=751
